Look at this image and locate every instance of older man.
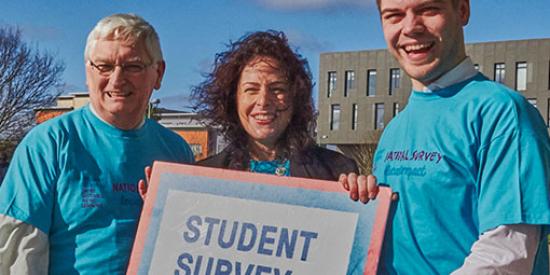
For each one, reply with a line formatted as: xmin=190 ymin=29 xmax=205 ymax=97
xmin=340 ymin=0 xmax=550 ymax=274
xmin=0 ymin=14 xmax=194 ymax=274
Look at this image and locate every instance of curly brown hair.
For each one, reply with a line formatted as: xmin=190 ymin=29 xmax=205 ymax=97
xmin=191 ymin=30 xmax=316 ymax=169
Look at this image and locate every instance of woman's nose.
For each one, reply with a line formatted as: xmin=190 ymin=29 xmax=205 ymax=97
xmin=255 ymin=88 xmax=271 ymax=106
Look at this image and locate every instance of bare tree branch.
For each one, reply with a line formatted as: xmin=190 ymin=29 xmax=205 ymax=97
xmin=338 ymin=130 xmax=383 ymax=175
xmin=0 ymin=26 xmax=65 ymax=154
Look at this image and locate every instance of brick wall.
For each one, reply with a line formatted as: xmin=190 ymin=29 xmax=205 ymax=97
xmin=174 ymin=130 xmax=209 ymax=161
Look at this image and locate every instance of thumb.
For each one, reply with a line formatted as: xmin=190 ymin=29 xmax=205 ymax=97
xmin=138 ymin=179 xmax=148 ymax=200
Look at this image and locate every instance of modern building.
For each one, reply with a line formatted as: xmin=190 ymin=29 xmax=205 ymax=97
xmin=35 ymin=92 xmax=89 ymax=123
xmin=156 ymin=111 xmax=226 ymax=160
xmin=34 ymin=93 xmax=224 ymax=160
xmin=317 ymin=38 xmax=550 ymax=146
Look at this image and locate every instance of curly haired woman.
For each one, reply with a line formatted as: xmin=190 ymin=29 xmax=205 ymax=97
xmin=194 ymin=30 xmax=358 ymax=180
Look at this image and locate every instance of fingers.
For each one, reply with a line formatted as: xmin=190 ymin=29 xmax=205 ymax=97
xmin=338 ymin=173 xmax=350 ymax=191
xmin=145 ymin=166 xmax=152 ymax=185
xmin=347 ymin=173 xmax=359 ymax=202
xmin=367 ymin=175 xmax=379 ymax=200
xmin=357 ymin=175 xmax=369 ymax=203
xmin=340 ymin=173 xmax=380 ymax=204
xmin=391 ymin=192 xmax=399 ymax=201
xmin=342 ymin=173 xmax=367 ymax=203
xmin=138 ymin=179 xmax=147 ymax=200
xmin=138 ymin=166 xmax=152 ymax=201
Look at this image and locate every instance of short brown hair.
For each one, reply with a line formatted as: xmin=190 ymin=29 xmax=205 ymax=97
xmin=376 ymin=0 xmax=460 ymax=11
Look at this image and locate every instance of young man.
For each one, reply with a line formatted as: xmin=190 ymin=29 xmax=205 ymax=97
xmin=340 ymin=0 xmax=550 ymax=274
xmin=0 ymin=14 xmax=194 ymax=274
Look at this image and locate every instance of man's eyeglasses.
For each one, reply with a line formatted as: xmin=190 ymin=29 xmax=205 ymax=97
xmin=88 ymin=61 xmax=152 ymax=76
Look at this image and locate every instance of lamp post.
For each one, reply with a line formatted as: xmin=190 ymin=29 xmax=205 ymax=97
xmin=147 ymin=98 xmax=160 ymax=119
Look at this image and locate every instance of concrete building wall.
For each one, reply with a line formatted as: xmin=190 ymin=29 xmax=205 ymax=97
xmin=318 ymin=38 xmax=550 ymax=145
xmin=55 ymin=92 xmax=90 ymax=109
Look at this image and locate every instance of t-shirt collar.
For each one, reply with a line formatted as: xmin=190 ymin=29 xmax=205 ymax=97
xmin=420 ymin=57 xmax=478 ymax=93
xmin=89 ymin=103 xmax=146 ymax=129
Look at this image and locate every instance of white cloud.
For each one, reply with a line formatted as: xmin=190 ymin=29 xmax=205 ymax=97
xmin=252 ymin=0 xmax=375 ymax=11
xmin=285 ymin=30 xmax=332 ymax=53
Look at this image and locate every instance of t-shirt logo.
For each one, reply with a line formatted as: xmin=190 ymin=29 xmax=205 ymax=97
xmin=382 ymin=150 xmax=443 ymax=178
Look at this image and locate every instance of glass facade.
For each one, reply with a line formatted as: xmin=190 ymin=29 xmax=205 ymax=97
xmin=393 ymin=102 xmax=400 ymax=117
xmin=374 ymin=103 xmax=384 ymax=129
xmin=389 ymin=68 xmax=400 ymax=95
xmin=367 ymin=69 xmax=376 ymax=96
xmin=330 ymin=104 xmax=341 ymax=130
xmin=352 ymin=104 xmax=358 ymax=130
xmin=345 ymin=70 xmax=355 ymax=97
xmin=494 ymin=63 xmax=506 ymax=84
xmin=515 ymin=62 xmax=527 ymax=91
xmin=327 ymin=71 xmax=337 ymax=97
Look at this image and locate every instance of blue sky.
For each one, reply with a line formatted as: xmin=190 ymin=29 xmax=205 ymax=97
xmin=1 ymin=0 xmax=549 ymax=110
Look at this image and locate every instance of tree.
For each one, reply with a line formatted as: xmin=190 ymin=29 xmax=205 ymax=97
xmin=338 ymin=130 xmax=383 ymax=175
xmin=0 ymin=26 xmax=64 ymax=155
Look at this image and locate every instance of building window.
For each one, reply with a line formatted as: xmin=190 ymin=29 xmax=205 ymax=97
xmin=345 ymin=70 xmax=355 ymax=97
xmin=367 ymin=69 xmax=376 ymax=96
xmin=330 ymin=104 xmax=341 ymax=130
xmin=374 ymin=103 xmax=385 ymax=129
xmin=389 ymin=68 xmax=400 ymax=95
xmin=189 ymin=144 xmax=203 ymax=157
xmin=327 ymin=71 xmax=337 ymax=98
xmin=474 ymin=64 xmax=480 ymax=71
xmin=494 ymin=63 xmax=506 ymax=84
xmin=527 ymin=98 xmax=537 ymax=108
xmin=352 ymin=104 xmax=358 ymax=130
xmin=393 ymin=102 xmax=400 ymax=117
xmin=515 ymin=62 xmax=527 ymax=91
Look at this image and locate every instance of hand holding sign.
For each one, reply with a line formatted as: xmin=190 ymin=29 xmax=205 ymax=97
xmin=339 ymin=173 xmax=399 ymax=203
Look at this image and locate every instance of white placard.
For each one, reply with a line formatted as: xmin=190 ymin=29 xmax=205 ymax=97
xmin=149 ymin=190 xmax=359 ymax=275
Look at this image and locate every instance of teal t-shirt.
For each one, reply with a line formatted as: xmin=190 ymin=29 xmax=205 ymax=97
xmin=0 ymin=105 xmax=194 ymax=274
xmin=374 ymin=74 xmax=550 ymax=274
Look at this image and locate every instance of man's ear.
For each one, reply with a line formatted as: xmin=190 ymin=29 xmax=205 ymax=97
xmin=458 ymin=0 xmax=470 ymax=26
xmin=154 ymin=60 xmax=166 ymax=90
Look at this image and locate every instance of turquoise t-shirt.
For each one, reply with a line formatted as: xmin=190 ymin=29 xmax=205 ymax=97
xmin=373 ymin=74 xmax=550 ymax=274
xmin=0 ymin=105 xmax=194 ymax=274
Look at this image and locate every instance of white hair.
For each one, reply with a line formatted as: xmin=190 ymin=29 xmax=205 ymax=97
xmin=84 ymin=13 xmax=163 ymax=63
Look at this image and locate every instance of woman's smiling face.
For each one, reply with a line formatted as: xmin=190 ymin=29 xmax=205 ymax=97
xmin=236 ymin=56 xmax=293 ymax=148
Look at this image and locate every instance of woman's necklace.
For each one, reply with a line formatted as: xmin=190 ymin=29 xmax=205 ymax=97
xmin=274 ymin=162 xmax=287 ymax=176
xmin=249 ymin=158 xmax=290 ymax=176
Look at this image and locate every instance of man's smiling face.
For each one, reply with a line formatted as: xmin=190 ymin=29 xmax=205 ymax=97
xmin=379 ymin=0 xmax=470 ymax=89
xmin=86 ymin=38 xmax=164 ymax=129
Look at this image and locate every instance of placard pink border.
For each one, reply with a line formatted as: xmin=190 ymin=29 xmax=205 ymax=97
xmin=127 ymin=161 xmax=392 ymax=275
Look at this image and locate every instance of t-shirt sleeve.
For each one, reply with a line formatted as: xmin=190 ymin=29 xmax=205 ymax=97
xmin=451 ymin=224 xmax=541 ymax=274
xmin=0 ymin=131 xmax=58 ymax=234
xmin=180 ymin=140 xmax=195 ymax=164
xmin=0 ymin=214 xmax=49 ymax=275
xmin=476 ymin=99 xmax=550 ymax=233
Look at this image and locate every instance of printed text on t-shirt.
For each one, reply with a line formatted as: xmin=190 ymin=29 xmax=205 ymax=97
xmin=384 ymin=150 xmax=443 ymax=164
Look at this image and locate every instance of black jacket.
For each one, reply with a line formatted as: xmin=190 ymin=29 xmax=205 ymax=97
xmin=198 ymin=145 xmax=359 ymax=181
